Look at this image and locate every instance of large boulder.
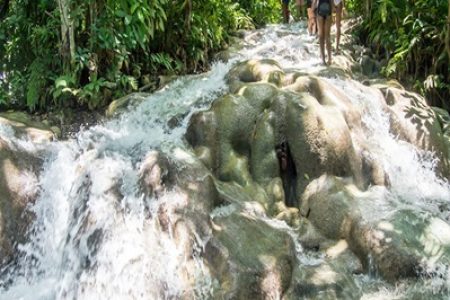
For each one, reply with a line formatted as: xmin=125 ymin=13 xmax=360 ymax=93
xmin=301 ymin=174 xmax=450 ymax=283
xmin=377 ymin=86 xmax=450 ymax=178
xmin=284 ymin=245 xmax=362 ymax=299
xmin=187 ymin=60 xmax=387 ymax=216
xmin=138 ymin=148 xmax=302 ymax=298
xmin=0 ymin=112 xmax=58 ymax=142
xmin=185 ymin=58 xmax=450 ymax=290
xmin=205 ymin=212 xmax=297 ymax=299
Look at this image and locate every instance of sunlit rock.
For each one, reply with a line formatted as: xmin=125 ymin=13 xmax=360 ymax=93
xmin=187 ymin=70 xmax=387 ymax=217
xmin=105 ymin=93 xmax=150 ymax=117
xmin=284 ymin=250 xmax=362 ymax=299
xmin=205 ymin=212 xmax=296 ymax=299
xmin=226 ymin=59 xmax=285 ymax=93
xmin=0 ymin=138 xmax=40 ymax=265
xmin=0 ymin=115 xmax=56 ymax=265
xmin=0 ymin=112 xmax=58 ymax=142
xmin=379 ymin=87 xmax=450 ymax=177
xmin=300 ymin=175 xmax=359 ymax=240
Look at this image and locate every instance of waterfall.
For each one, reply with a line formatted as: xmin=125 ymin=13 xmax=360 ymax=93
xmin=0 ymin=22 xmax=449 ymax=299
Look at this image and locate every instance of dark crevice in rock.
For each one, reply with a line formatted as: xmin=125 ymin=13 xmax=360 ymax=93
xmin=276 ymin=141 xmax=298 ymax=207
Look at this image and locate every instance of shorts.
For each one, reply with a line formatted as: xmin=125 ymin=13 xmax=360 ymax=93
xmin=334 ymin=0 xmax=342 ymax=5
xmin=282 ymin=0 xmax=290 ymax=4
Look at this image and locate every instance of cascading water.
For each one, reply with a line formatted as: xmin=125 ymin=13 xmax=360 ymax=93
xmin=0 ymin=23 xmax=449 ymax=299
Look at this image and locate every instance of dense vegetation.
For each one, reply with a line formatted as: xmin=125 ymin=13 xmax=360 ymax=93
xmin=0 ymin=0 xmax=280 ymax=111
xmin=1 ymin=0 xmax=449 ymax=112
xmin=348 ymin=0 xmax=450 ymax=110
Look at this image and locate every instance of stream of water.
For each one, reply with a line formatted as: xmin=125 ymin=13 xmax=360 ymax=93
xmin=0 ymin=22 xmax=449 ymax=299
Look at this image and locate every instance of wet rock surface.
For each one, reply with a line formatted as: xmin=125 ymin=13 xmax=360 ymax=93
xmin=182 ymin=57 xmax=450 ymax=296
xmin=0 ymin=116 xmax=54 ymax=265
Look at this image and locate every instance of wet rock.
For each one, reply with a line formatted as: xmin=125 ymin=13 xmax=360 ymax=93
xmin=226 ymin=59 xmax=285 ymax=93
xmin=300 ymin=175 xmax=360 ymax=241
xmin=360 ymin=55 xmax=380 ymax=77
xmin=187 ymin=68 xmax=392 ymax=216
xmin=381 ymin=87 xmax=450 ymax=177
xmin=0 ymin=112 xmax=57 ymax=142
xmin=285 ymin=255 xmax=362 ymax=299
xmin=0 ymin=115 xmax=56 ymax=264
xmin=0 ymin=138 xmax=41 ymax=265
xmin=205 ymin=212 xmax=297 ymax=299
xmin=105 ymin=93 xmax=150 ymax=117
xmin=300 ymin=174 xmax=450 ymax=283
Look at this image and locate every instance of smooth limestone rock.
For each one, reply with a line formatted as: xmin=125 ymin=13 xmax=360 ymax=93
xmin=284 ymin=248 xmax=362 ymax=300
xmin=0 ymin=115 xmax=55 ymax=265
xmin=226 ymin=59 xmax=285 ymax=94
xmin=0 ymin=138 xmax=39 ymax=264
xmin=206 ymin=212 xmax=297 ymax=299
xmin=0 ymin=112 xmax=58 ymax=142
xmin=105 ymin=93 xmax=150 ymax=117
xmin=187 ymin=62 xmax=386 ymax=217
xmin=301 ymin=174 xmax=450 ymax=283
xmin=186 ymin=58 xmax=450 ymax=287
xmin=137 ymin=148 xmax=301 ymax=298
xmin=378 ymin=87 xmax=450 ymax=177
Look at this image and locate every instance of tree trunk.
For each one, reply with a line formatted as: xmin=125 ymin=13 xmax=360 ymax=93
xmin=184 ymin=0 xmax=192 ymax=31
xmin=182 ymin=0 xmax=192 ymax=70
xmin=58 ymin=0 xmax=76 ymax=73
xmin=365 ymin=0 xmax=371 ymax=18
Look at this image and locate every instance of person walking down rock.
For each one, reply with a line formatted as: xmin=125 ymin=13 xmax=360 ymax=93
xmin=282 ymin=0 xmax=290 ymax=23
xmin=313 ymin=0 xmax=333 ymax=65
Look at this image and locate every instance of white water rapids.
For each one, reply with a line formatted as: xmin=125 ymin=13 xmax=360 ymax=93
xmin=0 ymin=23 xmax=449 ymax=299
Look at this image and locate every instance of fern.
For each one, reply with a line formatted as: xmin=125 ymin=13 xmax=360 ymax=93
xmin=26 ymin=59 xmax=47 ymax=111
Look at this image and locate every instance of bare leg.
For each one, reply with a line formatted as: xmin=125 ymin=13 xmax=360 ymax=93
xmin=317 ymin=15 xmax=326 ymax=65
xmin=307 ymin=8 xmax=312 ymax=34
xmin=313 ymin=16 xmax=317 ymax=35
xmin=307 ymin=8 xmax=316 ymax=35
xmin=335 ymin=2 xmax=343 ymax=52
xmin=324 ymin=16 xmax=332 ymax=65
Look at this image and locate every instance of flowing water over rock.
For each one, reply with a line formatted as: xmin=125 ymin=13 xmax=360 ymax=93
xmin=0 ymin=23 xmax=450 ymax=299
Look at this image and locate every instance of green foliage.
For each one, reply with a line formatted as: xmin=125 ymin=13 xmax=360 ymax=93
xmin=26 ymin=59 xmax=48 ymax=110
xmin=350 ymin=0 xmax=449 ymax=109
xmin=238 ymin=0 xmax=281 ymax=26
xmin=0 ymin=0 xmax=281 ymax=112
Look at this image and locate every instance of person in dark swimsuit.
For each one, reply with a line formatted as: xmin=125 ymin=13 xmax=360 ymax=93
xmin=313 ymin=0 xmax=333 ymax=65
xmin=282 ymin=0 xmax=290 ymax=23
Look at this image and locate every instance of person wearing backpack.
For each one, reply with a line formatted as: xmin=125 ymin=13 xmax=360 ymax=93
xmin=313 ymin=0 xmax=333 ymax=65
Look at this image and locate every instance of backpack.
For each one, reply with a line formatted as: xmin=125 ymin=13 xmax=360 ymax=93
xmin=318 ymin=0 xmax=331 ymax=17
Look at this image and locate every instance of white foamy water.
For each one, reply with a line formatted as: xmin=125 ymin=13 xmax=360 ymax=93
xmin=0 ymin=22 xmax=449 ymax=299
